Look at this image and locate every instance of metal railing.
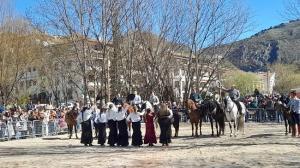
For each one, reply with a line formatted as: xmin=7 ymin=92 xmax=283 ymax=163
xmin=246 ymin=108 xmax=283 ymax=123
xmin=0 ymin=118 xmax=71 ymax=141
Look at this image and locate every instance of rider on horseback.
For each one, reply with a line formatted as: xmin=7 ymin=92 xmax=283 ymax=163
xmin=149 ymin=91 xmax=160 ymax=113
xmin=133 ymin=91 xmax=142 ymax=110
xmin=190 ymin=88 xmax=202 ymax=105
xmin=221 ymin=85 xmax=242 ymax=114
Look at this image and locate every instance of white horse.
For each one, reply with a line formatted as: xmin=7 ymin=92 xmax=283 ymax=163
xmin=224 ymin=96 xmax=246 ymax=137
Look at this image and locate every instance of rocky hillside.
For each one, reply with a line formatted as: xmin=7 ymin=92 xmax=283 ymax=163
xmin=227 ymin=20 xmax=300 ymax=71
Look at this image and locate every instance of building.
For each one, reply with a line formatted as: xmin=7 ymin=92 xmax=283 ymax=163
xmin=253 ymin=71 xmax=276 ymax=94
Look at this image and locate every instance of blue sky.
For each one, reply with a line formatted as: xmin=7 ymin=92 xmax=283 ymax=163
xmin=14 ymin=0 xmax=287 ymax=39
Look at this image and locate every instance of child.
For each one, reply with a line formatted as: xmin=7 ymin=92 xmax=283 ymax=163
xmin=144 ymin=108 xmax=157 ymax=146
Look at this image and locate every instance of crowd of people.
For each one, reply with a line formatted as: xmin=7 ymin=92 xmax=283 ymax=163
xmin=77 ymin=91 xmax=181 ymax=147
xmin=1 ymin=87 xmax=299 ymax=145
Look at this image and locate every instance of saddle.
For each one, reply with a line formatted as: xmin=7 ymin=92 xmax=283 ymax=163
xmin=233 ymin=101 xmax=242 ymax=115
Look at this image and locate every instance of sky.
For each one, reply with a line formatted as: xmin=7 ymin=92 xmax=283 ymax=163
xmin=14 ymin=0 xmax=287 ymax=39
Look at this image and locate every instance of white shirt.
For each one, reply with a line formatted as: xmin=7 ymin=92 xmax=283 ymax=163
xmin=127 ymin=111 xmax=145 ymax=122
xmin=77 ymin=109 xmax=92 ymax=123
xmin=133 ymin=95 xmax=142 ymax=105
xmin=94 ymin=109 xmax=107 ymax=123
xmin=149 ymin=95 xmax=160 ymax=105
xmin=115 ymin=107 xmax=127 ymax=121
xmin=107 ymin=106 xmax=118 ymax=121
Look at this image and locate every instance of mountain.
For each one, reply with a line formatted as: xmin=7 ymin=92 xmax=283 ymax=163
xmin=227 ymin=20 xmax=300 ymax=71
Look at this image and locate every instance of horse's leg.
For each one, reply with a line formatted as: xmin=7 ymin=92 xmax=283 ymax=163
xmin=210 ymin=116 xmax=214 ymax=136
xmin=234 ymin=119 xmax=237 ymax=137
xmin=67 ymin=124 xmax=70 ymax=138
xmin=229 ymin=122 xmax=232 ymax=137
xmin=284 ymin=116 xmax=288 ymax=135
xmin=75 ymin=124 xmax=78 ymax=139
xmin=199 ymin=118 xmax=202 ymax=136
xmin=69 ymin=124 xmax=73 ymax=139
xmin=128 ymin=123 xmax=132 ymax=138
xmin=195 ymin=122 xmax=199 ymax=137
xmin=191 ymin=123 xmax=194 ymax=137
xmin=216 ymin=120 xmax=219 ymax=137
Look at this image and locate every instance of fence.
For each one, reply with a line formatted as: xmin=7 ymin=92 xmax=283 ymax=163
xmin=0 ymin=119 xmax=70 ymax=141
xmin=178 ymin=107 xmax=283 ymax=123
xmin=246 ymin=108 xmax=282 ymax=123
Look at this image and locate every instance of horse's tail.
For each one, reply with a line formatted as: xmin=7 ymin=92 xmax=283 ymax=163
xmin=237 ymin=113 xmax=245 ymax=132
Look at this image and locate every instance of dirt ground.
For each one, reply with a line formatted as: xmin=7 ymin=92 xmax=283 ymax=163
xmin=0 ymin=122 xmax=299 ymax=168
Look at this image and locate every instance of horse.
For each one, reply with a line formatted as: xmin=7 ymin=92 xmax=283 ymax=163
xmin=65 ymin=108 xmax=79 ymax=139
xmin=141 ymin=101 xmax=154 ymax=112
xmin=223 ymin=96 xmax=246 ymax=137
xmin=274 ymin=100 xmax=292 ymax=135
xmin=186 ymin=99 xmax=202 ymax=137
xmin=123 ymin=102 xmax=135 ymax=137
xmin=199 ymin=100 xmax=225 ymax=137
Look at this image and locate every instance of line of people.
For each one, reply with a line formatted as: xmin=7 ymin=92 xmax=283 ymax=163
xmin=77 ymin=92 xmax=177 ymax=147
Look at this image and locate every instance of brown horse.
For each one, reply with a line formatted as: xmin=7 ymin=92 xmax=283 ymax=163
xmin=186 ymin=99 xmax=202 ymax=137
xmin=123 ymin=103 xmax=135 ymax=137
xmin=65 ymin=108 xmax=79 ymax=139
xmin=274 ymin=101 xmax=292 ymax=135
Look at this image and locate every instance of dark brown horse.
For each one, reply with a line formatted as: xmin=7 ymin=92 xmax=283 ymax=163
xmin=274 ymin=101 xmax=292 ymax=135
xmin=65 ymin=108 xmax=79 ymax=139
xmin=199 ymin=100 xmax=225 ymax=137
xmin=186 ymin=99 xmax=202 ymax=137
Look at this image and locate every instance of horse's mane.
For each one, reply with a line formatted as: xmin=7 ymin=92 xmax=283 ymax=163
xmin=187 ymin=99 xmax=197 ymax=111
xmin=124 ymin=103 xmax=135 ymax=113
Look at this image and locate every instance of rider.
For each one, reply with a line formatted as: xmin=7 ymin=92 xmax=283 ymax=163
xmin=190 ymin=88 xmax=202 ymax=104
xmin=221 ymin=85 xmax=242 ymax=114
xmin=133 ymin=91 xmax=142 ymax=109
xmin=149 ymin=91 xmax=160 ymax=113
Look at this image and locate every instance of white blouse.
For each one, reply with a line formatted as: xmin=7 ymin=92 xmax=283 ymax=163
xmin=126 ymin=111 xmax=144 ymax=122
xmin=94 ymin=109 xmax=107 ymax=123
xmin=107 ymin=107 xmax=118 ymax=121
xmin=115 ymin=107 xmax=127 ymax=121
xmin=77 ymin=109 xmax=92 ymax=123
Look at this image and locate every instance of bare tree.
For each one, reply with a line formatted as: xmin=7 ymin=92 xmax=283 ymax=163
xmin=181 ymin=0 xmax=249 ymax=100
xmin=282 ymin=0 xmax=300 ymax=20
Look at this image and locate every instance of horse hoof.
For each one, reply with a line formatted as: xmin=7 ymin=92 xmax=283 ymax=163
xmin=196 ymin=135 xmax=199 ymax=137
xmin=230 ymin=134 xmax=232 ymax=137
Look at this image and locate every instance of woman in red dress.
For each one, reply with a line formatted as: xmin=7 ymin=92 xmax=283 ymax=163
xmin=144 ymin=108 xmax=157 ymax=146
